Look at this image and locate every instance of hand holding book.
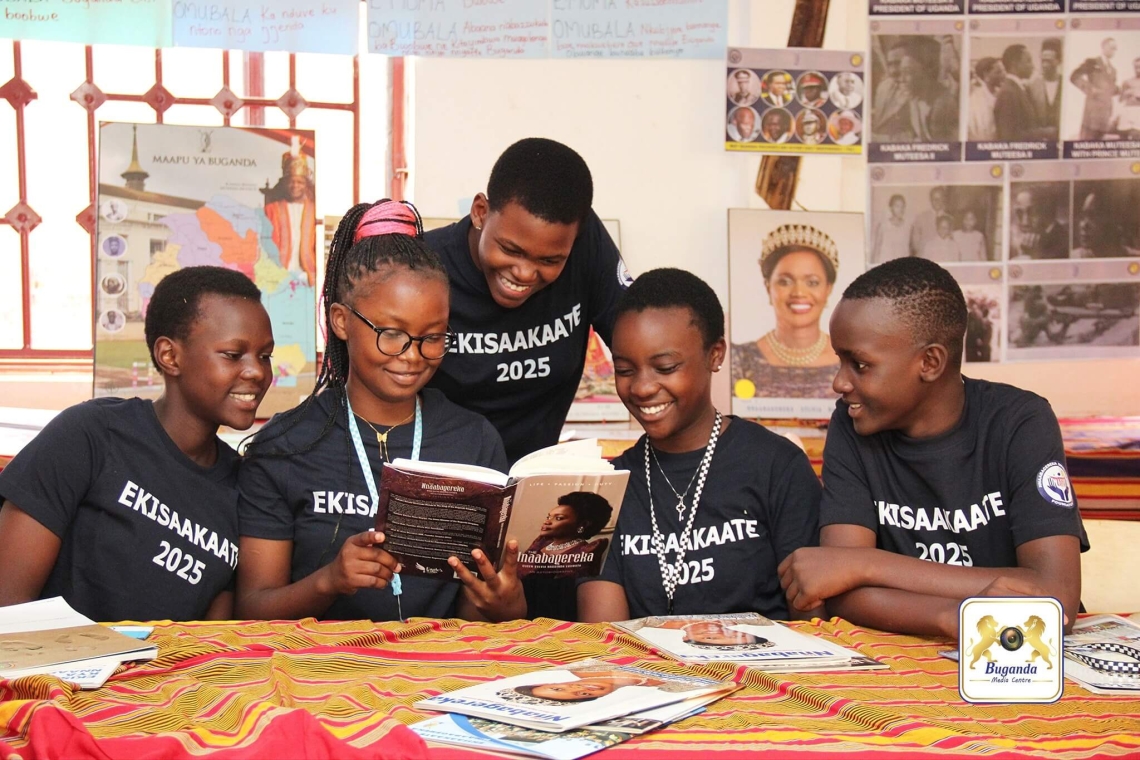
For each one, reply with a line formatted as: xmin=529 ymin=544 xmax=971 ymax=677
xmin=315 ymin=530 xmax=400 ymax=598
xmin=452 ymin=540 xmax=527 ymax=622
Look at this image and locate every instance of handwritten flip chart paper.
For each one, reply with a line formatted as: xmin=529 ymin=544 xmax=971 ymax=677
xmin=172 ymin=0 xmax=359 ymax=54
xmin=366 ymin=0 xmax=549 ymax=58
xmin=0 ymin=0 xmax=172 ymax=48
xmin=550 ymin=0 xmax=727 ymax=60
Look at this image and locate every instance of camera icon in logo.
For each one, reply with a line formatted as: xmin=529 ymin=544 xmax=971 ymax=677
xmin=959 ymin=597 xmax=1063 ymax=704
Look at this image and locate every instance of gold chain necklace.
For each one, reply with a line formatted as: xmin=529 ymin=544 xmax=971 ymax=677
xmin=763 ymin=330 xmax=828 ymax=366
xmin=358 ymin=407 xmax=416 ymax=463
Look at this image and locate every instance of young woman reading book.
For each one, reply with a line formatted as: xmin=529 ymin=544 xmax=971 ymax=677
xmin=577 ymin=268 xmax=822 ymax=622
xmin=236 ymin=199 xmax=525 ymax=623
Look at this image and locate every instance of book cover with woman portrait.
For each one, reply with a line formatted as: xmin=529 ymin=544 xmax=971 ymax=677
xmin=727 ymin=210 xmax=865 ymax=419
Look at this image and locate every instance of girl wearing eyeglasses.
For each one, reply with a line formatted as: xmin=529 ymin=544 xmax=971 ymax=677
xmin=235 ymin=199 xmax=525 ymax=623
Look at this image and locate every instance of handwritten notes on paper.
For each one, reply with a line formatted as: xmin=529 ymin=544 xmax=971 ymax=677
xmin=366 ymin=0 xmax=727 ymax=59
xmin=0 ymin=0 xmax=727 ymax=58
xmin=550 ymin=0 xmax=727 ymax=59
xmin=0 ymin=0 xmax=172 ymax=48
xmin=171 ymin=0 xmax=359 ymax=54
xmin=366 ymin=0 xmax=548 ymax=58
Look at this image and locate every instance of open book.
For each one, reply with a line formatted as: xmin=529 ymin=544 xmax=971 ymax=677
xmin=412 ymin=692 xmax=718 ymax=759
xmin=416 ymin=658 xmax=737 ymax=733
xmin=0 ymin=597 xmax=158 ymax=688
xmin=615 ymin=613 xmax=886 ymax=672
xmin=376 ymin=439 xmax=629 ymax=578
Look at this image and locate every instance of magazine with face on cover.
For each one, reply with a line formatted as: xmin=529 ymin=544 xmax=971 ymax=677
xmin=414 ymin=658 xmax=737 ymax=733
xmin=411 ymin=693 xmax=719 ymax=760
xmin=377 ymin=440 xmax=629 ymax=579
xmin=615 ymin=613 xmax=883 ymax=670
xmin=1063 ymin=615 xmax=1140 ymax=695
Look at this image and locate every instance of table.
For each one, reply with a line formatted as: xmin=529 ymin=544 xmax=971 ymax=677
xmin=2 ymin=617 xmax=1138 ymax=759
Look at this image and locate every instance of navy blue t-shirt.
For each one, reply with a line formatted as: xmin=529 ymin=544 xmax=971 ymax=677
xmin=424 ymin=212 xmax=628 ymax=463
xmin=598 ymin=418 xmax=821 ymax=620
xmin=820 ymin=378 xmax=1089 ymax=565
xmin=0 ymin=398 xmax=240 ymax=622
xmin=237 ymin=389 xmax=508 ymax=621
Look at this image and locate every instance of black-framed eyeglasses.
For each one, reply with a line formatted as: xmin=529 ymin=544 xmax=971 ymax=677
xmin=344 ymin=305 xmax=455 ymax=360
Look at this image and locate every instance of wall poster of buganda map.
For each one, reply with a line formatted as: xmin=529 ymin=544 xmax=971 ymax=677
xmin=94 ymin=123 xmax=317 ymax=416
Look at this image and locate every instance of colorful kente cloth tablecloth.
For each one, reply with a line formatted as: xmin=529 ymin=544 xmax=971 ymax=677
xmin=1 ymin=617 xmax=1138 ymax=759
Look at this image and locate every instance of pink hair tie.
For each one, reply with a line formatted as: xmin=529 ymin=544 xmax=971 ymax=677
xmin=354 ymin=201 xmax=420 ymax=243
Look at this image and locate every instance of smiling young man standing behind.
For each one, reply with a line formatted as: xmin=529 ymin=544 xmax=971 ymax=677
xmin=424 ymin=138 xmax=629 ymax=464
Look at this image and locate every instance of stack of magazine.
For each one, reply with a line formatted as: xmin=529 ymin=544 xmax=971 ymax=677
xmin=1063 ymin=614 xmax=1140 ymax=695
xmin=615 ymin=613 xmax=886 ymax=672
xmin=412 ymin=658 xmax=737 ymax=759
xmin=0 ymin=597 xmax=157 ymax=688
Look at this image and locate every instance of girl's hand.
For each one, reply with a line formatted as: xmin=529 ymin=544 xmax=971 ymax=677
xmin=452 ymin=539 xmax=527 ymax=622
xmin=319 ymin=530 xmax=399 ymax=596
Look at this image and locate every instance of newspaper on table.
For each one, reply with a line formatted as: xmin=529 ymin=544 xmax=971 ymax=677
xmin=1063 ymin=614 xmax=1140 ymax=695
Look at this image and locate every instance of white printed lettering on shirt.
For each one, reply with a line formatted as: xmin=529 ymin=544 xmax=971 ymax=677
xmin=117 ymin=479 xmax=238 ymax=568
xmin=453 ymin=303 xmax=582 ymax=355
xmin=874 ymin=490 xmax=1005 ymax=535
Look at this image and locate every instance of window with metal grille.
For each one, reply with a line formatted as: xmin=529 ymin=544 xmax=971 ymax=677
xmin=0 ymin=17 xmax=388 ymax=361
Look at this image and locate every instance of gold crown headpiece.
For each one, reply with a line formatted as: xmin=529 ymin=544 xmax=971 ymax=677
xmin=281 ymin=151 xmax=313 ymax=180
xmin=760 ymin=223 xmax=839 ymax=273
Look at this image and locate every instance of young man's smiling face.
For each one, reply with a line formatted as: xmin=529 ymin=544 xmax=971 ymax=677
xmin=470 ymin=195 xmax=577 ymax=308
xmin=829 ymin=297 xmax=930 ymax=437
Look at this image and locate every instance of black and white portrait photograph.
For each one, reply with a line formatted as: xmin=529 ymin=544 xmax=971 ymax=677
xmin=1063 ymin=21 xmax=1140 ymax=158
xmin=1072 ymin=179 xmax=1140 ymax=259
xmin=869 ymin=183 xmax=1002 ymax=264
xmin=1009 ymin=181 xmax=1071 ymax=260
xmin=870 ymin=28 xmax=962 ymax=152
xmin=966 ymin=20 xmax=1063 ymax=161
xmin=829 ymin=71 xmax=864 ymax=110
xmin=727 ymin=69 xmax=762 ymax=107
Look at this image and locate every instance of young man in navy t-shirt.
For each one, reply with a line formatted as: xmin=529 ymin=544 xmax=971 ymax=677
xmin=424 ymin=138 xmax=630 ymax=464
xmin=778 ymin=258 xmax=1088 ymax=637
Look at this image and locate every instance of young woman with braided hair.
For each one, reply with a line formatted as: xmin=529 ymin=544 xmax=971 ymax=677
xmin=236 ymin=199 xmax=525 ymax=623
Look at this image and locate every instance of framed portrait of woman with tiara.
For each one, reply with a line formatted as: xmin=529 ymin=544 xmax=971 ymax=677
xmin=727 ymin=209 xmax=866 ymax=419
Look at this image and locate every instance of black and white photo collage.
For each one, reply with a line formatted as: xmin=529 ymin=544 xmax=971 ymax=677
xmin=868 ymin=3 xmax=1140 ymax=362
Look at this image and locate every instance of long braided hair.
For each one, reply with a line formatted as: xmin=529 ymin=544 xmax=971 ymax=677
xmin=243 ymin=198 xmax=448 ymax=460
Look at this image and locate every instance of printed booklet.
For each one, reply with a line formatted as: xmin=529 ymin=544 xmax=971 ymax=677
xmin=376 ymin=440 xmax=629 ymax=578
xmin=1063 ymin=615 xmax=1140 ymax=695
xmin=412 ymin=693 xmax=719 ymax=759
xmin=415 ymin=658 xmax=738 ymax=733
xmin=0 ymin=597 xmax=158 ymax=688
xmin=615 ymin=613 xmax=886 ymax=671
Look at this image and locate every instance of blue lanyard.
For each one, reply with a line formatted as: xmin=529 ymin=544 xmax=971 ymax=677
xmin=345 ymin=394 xmax=423 ymax=505
xmin=345 ymin=393 xmax=421 ymax=614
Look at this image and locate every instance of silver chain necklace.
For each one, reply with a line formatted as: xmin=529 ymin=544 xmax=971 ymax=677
xmin=649 ymin=445 xmax=701 ymax=518
xmin=644 ymin=410 xmax=723 ymax=615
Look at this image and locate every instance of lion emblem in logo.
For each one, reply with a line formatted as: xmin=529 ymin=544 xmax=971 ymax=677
xmin=967 ymin=615 xmax=1001 ymax=668
xmin=1022 ymin=615 xmax=1054 ymax=669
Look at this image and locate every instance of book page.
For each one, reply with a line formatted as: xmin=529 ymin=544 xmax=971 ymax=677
xmin=509 ymin=472 xmax=630 ymax=580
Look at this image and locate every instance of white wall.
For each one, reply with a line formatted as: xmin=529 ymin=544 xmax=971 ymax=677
xmin=406 ymin=0 xmax=1139 ymax=417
